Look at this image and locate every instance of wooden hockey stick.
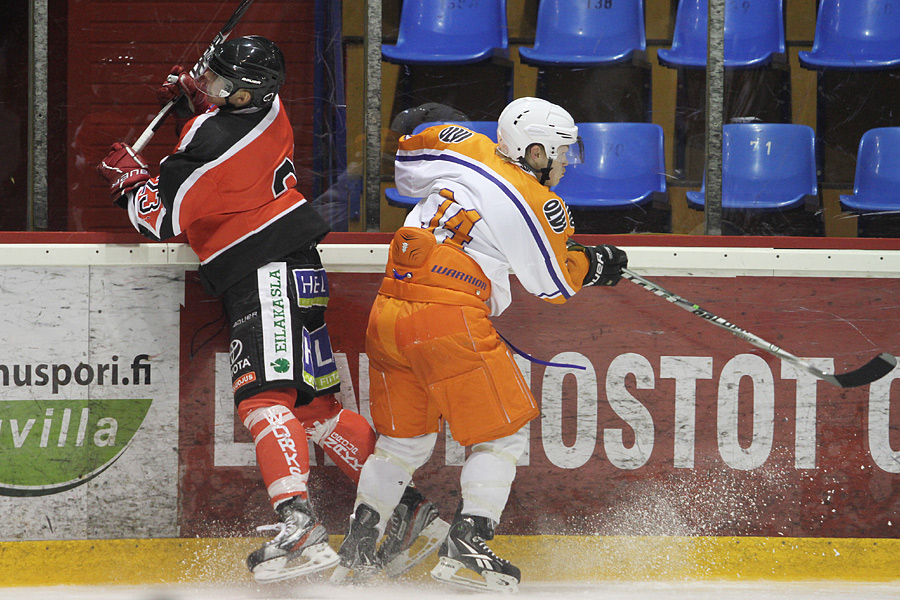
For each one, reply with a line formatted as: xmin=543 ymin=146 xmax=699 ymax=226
xmin=131 ymin=0 xmax=255 ymax=152
xmin=622 ymin=268 xmax=896 ymax=388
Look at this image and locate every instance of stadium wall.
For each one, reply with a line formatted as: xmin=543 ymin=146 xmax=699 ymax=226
xmin=0 ymin=234 xmax=899 ymax=585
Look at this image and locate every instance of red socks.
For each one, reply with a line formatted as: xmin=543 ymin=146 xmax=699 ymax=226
xmin=239 ymin=390 xmax=376 ymax=507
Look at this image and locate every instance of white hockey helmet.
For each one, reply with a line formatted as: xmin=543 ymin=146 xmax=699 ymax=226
xmin=496 ymin=97 xmax=582 ymax=164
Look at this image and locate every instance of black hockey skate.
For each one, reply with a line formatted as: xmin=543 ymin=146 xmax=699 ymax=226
xmin=430 ymin=514 xmax=521 ymax=593
xmin=330 ymin=503 xmax=382 ymax=583
xmin=246 ymin=496 xmax=339 ymax=583
xmin=376 ymin=485 xmax=450 ymax=577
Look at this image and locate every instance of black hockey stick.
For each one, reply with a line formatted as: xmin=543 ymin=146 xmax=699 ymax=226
xmin=132 ymin=0 xmax=255 ymax=152
xmin=622 ymin=268 xmax=896 ymax=388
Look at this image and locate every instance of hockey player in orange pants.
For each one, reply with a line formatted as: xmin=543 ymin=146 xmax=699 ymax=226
xmin=98 ymin=36 xmax=442 ymax=583
xmin=333 ymin=98 xmax=628 ymax=591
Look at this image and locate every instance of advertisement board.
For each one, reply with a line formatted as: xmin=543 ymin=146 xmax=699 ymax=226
xmin=0 ymin=266 xmax=182 ymax=540
xmin=183 ymin=271 xmax=900 ymax=540
xmin=1 ymin=238 xmax=898 ymax=554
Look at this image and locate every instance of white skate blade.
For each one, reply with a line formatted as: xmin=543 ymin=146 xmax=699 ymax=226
xmin=329 ymin=561 xmax=380 ymax=584
xmin=430 ymin=556 xmax=518 ymax=593
xmin=252 ymin=542 xmax=339 ymax=583
xmin=329 ymin=564 xmax=351 ymax=583
xmin=383 ymin=517 xmax=450 ymax=577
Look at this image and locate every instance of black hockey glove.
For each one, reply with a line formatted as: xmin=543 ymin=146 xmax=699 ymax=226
xmin=572 ymin=242 xmax=628 ymax=287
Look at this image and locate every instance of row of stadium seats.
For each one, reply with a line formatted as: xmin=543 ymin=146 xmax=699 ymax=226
xmin=381 ymin=0 xmax=900 ymax=184
xmin=383 ymin=0 xmax=900 ymax=71
xmin=379 ymin=1 xmax=900 ymax=235
xmin=386 ymin=121 xmax=667 ymax=211
xmin=386 ymin=122 xmax=900 ymax=231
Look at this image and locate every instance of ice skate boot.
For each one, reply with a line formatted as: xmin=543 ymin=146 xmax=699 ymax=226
xmin=377 ymin=485 xmax=450 ymax=577
xmin=430 ymin=514 xmax=520 ymax=593
xmin=330 ymin=503 xmax=382 ymax=583
xmin=246 ymin=496 xmax=339 ymax=583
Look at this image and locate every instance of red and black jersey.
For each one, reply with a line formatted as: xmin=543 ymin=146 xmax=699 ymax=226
xmin=125 ymin=96 xmax=329 ymax=295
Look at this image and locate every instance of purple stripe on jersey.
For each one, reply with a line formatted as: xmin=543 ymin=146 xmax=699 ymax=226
xmin=396 ymin=152 xmax=572 ymax=300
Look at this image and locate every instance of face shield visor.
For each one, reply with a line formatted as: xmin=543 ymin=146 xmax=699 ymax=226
xmin=557 ymin=137 xmax=584 ymax=165
xmin=195 ymin=68 xmax=236 ymax=98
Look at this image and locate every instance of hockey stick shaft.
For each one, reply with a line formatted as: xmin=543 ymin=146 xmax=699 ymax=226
xmin=131 ymin=0 xmax=255 ymax=153
xmin=132 ymin=99 xmax=176 ymax=153
xmin=621 ymin=268 xmax=896 ymax=388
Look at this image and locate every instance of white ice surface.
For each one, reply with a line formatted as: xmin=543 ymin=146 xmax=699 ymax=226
xmin=4 ymin=581 xmax=900 ymax=600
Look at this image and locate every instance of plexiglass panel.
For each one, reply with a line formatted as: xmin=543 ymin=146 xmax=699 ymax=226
xmin=5 ymin=0 xmax=900 ymax=237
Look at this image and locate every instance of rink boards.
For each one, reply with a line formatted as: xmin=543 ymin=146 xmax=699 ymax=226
xmin=0 ymin=233 xmax=899 ymax=585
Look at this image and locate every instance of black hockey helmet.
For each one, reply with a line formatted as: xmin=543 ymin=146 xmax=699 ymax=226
xmin=204 ymin=36 xmax=286 ymax=108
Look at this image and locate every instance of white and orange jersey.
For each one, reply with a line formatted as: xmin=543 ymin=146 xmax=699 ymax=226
xmin=395 ymin=123 xmax=586 ymax=316
xmin=124 ymin=96 xmax=330 ymax=294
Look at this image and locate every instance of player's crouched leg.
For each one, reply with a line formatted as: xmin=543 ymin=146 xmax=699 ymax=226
xmin=431 ymin=429 xmax=527 ymax=592
xmin=238 ymin=391 xmax=339 ymax=582
xmin=294 ymin=394 xmax=375 ymax=483
xmin=333 ymin=434 xmax=449 ymax=582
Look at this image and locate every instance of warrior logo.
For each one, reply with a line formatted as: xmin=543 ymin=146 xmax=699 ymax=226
xmin=542 ymin=198 xmax=569 ymax=234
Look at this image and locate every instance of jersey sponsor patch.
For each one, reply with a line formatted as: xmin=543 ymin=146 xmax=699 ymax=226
xmin=259 ymin=262 xmax=294 ymax=382
xmin=229 ymin=337 xmax=259 ymax=394
xmin=232 ymin=371 xmax=257 ymax=394
xmin=438 ymin=125 xmax=475 ymax=144
xmin=301 ymin=324 xmax=340 ymax=392
xmin=542 ymin=198 xmax=569 ymax=234
xmin=292 ymin=268 xmax=329 ymax=308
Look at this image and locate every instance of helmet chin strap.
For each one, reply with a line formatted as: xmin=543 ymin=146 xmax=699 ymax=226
xmin=222 ymin=94 xmax=240 ymax=110
xmin=537 ymin=157 xmax=554 ymax=186
xmin=518 ymin=156 xmax=554 ymax=186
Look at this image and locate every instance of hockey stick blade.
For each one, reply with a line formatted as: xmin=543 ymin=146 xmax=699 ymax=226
xmin=131 ymin=0 xmax=255 ymax=152
xmin=622 ymin=268 xmax=897 ymax=389
xmin=830 ymin=352 xmax=896 ymax=388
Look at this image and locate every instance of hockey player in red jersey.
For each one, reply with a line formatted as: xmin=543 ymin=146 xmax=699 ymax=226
xmin=98 ymin=35 xmax=443 ymax=583
xmin=333 ymin=98 xmax=628 ymax=592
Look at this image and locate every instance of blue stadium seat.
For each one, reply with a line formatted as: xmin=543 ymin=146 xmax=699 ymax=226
xmin=799 ymin=1 xmax=900 ymax=70
xmin=552 ymin=123 xmax=666 ymax=209
xmin=687 ymin=123 xmax=817 ymax=211
xmin=381 ymin=0 xmax=509 ymax=65
xmin=385 ymin=122 xmax=498 ymax=208
xmin=840 ymin=128 xmax=900 ymax=213
xmin=658 ymin=0 xmax=785 ymax=68
xmin=518 ymin=0 xmax=646 ymax=67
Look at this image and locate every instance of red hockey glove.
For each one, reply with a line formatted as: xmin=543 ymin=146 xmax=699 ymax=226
xmin=156 ymin=65 xmax=208 ymax=116
xmin=97 ymin=142 xmax=150 ymax=207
